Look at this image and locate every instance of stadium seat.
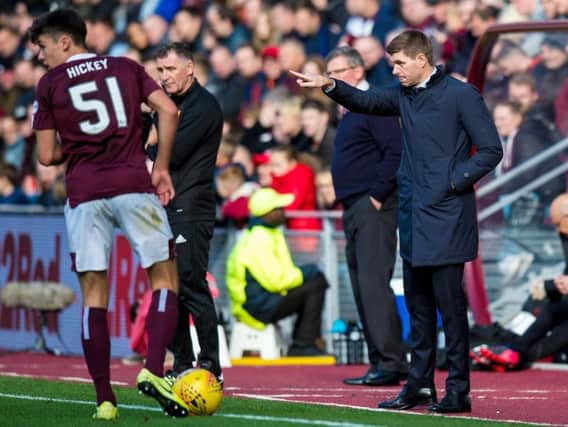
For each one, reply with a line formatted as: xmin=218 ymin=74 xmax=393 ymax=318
xmin=229 ymin=322 xmax=285 ymax=359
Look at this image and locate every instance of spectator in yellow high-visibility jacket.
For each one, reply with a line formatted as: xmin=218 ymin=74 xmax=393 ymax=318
xmin=226 ymin=188 xmax=328 ymax=356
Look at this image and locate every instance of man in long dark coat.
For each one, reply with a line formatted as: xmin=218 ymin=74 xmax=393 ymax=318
xmin=292 ymin=30 xmax=502 ymax=413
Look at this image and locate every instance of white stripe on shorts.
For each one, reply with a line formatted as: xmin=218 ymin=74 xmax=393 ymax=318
xmin=158 ymin=289 xmax=167 ymax=312
xmin=82 ymin=307 xmax=90 ymax=340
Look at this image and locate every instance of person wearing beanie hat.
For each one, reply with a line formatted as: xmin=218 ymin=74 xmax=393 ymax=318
xmin=226 ymin=188 xmax=330 ymax=356
xmin=533 ymin=34 xmax=568 ymax=104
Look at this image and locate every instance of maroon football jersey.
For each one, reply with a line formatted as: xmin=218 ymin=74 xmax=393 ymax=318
xmin=33 ymin=54 xmax=160 ymax=207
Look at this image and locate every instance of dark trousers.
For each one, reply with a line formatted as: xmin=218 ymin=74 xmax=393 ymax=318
xmin=269 ymin=269 xmax=328 ymax=345
xmin=342 ymin=193 xmax=407 ymax=372
xmin=169 ymin=220 xmax=220 ymax=374
xmin=513 ymin=297 xmax=568 ymax=362
xmin=403 ymin=261 xmax=469 ymax=394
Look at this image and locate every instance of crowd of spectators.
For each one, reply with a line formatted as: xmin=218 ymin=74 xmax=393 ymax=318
xmin=0 ymin=0 xmax=566 ymax=228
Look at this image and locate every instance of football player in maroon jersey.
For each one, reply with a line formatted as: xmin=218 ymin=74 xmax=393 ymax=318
xmin=29 ymin=8 xmax=188 ymax=419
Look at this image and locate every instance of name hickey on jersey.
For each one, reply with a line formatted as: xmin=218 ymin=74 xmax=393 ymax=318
xmin=66 ymin=59 xmax=108 ymax=79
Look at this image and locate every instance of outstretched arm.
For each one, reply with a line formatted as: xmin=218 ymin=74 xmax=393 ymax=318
xmin=290 ymin=70 xmax=400 ymax=116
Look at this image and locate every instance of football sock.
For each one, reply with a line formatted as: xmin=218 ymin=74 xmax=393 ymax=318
xmin=81 ymin=307 xmax=116 ymax=406
xmin=145 ymin=289 xmax=178 ymax=376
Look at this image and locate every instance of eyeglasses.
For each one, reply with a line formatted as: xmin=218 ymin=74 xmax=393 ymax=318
xmin=325 ymin=66 xmax=355 ymax=77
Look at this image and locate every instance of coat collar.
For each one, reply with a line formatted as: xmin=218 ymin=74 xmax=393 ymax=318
xmin=171 ymin=79 xmax=201 ymax=106
xmin=403 ymin=65 xmax=445 ymax=96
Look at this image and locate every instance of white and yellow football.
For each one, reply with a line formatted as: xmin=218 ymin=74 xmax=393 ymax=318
xmin=172 ymin=368 xmax=223 ymax=416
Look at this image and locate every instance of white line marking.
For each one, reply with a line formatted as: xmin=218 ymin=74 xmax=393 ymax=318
xmin=0 ymin=392 xmax=382 ymax=427
xmin=220 ymin=413 xmax=383 ymax=426
xmin=234 ymin=393 xmax=563 ymax=427
xmin=0 ymin=392 xmax=161 ymax=411
xmin=225 ymin=387 xmax=399 ymax=391
xmin=0 ymin=386 xmax=564 ymax=426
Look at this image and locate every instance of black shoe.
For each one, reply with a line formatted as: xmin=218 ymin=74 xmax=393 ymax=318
xmin=344 ymin=369 xmax=401 ymax=386
xmin=288 ymin=344 xmax=329 ymax=356
xmin=164 ymin=369 xmax=179 ymax=387
xmin=379 ymin=384 xmax=437 ymax=410
xmin=197 ymin=359 xmax=224 ymax=388
xmin=429 ymin=391 xmax=471 ymax=413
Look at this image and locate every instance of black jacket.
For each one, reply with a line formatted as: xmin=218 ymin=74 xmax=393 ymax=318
xmin=506 ymin=105 xmax=565 ymax=203
xmin=151 ymin=81 xmax=223 ymax=222
xmin=332 ymin=109 xmax=400 ymax=204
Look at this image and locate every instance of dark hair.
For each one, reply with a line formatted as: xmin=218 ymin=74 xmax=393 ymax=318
xmin=209 ymin=3 xmax=235 ymax=23
xmin=387 ymin=30 xmax=433 ymax=65
xmin=0 ymin=162 xmax=19 ymax=187
xmin=28 ymin=9 xmax=87 ymax=47
xmin=176 ymin=6 xmax=203 ymax=19
xmin=192 ymin=52 xmax=210 ymax=71
xmin=493 ymin=100 xmax=523 ymax=116
xmin=154 ymin=42 xmax=194 ymax=61
xmin=0 ymin=24 xmax=19 ymax=37
xmin=508 ymin=72 xmax=537 ymax=92
xmin=325 ymin=46 xmax=365 ymax=68
xmin=472 ymin=5 xmax=500 ymax=21
xmin=216 ymin=163 xmax=246 ymax=182
xmin=295 ymin=0 xmax=319 ymax=14
xmin=495 ymin=43 xmax=527 ymax=63
xmin=301 ymin=98 xmax=329 ymax=114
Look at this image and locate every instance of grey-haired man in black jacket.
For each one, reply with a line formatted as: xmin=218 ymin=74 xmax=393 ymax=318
xmin=151 ymin=42 xmax=223 ymax=384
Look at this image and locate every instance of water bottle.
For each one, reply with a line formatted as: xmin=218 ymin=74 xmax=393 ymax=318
xmin=331 ymin=319 xmax=348 ymax=364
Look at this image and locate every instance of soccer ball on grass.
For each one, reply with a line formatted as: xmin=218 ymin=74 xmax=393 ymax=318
xmin=172 ymin=368 xmax=223 ymax=416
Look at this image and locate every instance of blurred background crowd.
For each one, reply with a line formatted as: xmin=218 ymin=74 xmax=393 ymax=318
xmin=0 ymin=0 xmax=566 ymax=232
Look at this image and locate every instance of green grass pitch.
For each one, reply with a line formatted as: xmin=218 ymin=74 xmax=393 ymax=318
xmin=0 ymin=376 xmax=537 ymax=426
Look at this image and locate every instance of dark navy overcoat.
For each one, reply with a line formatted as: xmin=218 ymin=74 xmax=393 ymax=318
xmin=328 ymin=68 xmax=502 ymax=266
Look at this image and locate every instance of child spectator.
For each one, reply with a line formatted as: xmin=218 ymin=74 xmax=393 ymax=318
xmin=270 ymin=144 xmax=320 ymax=231
xmin=232 ymin=144 xmax=256 ymax=179
xmin=252 ymin=152 xmax=273 ymax=187
xmin=216 ymin=163 xmax=259 ymax=229
xmin=0 ymin=161 xmax=28 ymax=204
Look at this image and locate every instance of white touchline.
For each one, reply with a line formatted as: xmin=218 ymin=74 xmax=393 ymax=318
xmin=0 ymin=392 xmax=161 ymax=412
xmin=0 ymin=391 xmax=551 ymax=426
xmin=220 ymin=413 xmax=385 ymax=427
xmin=0 ymin=392 xmax=381 ymax=427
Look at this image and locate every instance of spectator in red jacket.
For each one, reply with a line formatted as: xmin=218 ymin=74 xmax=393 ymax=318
xmin=270 ymin=144 xmax=320 ymax=231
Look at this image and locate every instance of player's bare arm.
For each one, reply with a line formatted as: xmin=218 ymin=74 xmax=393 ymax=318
xmin=147 ymin=89 xmax=178 ymax=205
xmin=36 ymin=129 xmax=66 ymax=166
xmin=289 ymin=70 xmax=334 ymax=90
